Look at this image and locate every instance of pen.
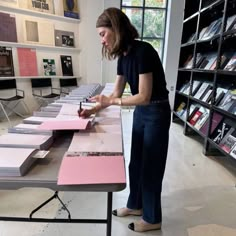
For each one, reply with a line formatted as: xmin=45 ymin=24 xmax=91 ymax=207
xmin=78 ymin=102 xmax=82 ymax=116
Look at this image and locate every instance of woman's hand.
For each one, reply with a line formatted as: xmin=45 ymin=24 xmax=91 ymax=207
xmin=78 ymin=108 xmax=94 ymax=118
xmin=89 ymin=95 xmax=111 ymax=108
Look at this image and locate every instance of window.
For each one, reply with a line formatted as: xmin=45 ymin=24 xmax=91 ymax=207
xmin=120 ymin=0 xmax=168 ymax=60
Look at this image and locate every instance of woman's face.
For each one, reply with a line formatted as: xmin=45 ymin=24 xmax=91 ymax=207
xmin=97 ymin=27 xmax=115 ymax=51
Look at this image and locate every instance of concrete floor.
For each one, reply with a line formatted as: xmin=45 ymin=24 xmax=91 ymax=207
xmin=0 ymin=110 xmax=236 ymax=236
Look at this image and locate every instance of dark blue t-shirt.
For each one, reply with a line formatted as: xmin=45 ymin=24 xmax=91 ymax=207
xmin=117 ymin=40 xmax=169 ymax=101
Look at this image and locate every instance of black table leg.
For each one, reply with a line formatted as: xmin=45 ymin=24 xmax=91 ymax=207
xmin=106 ymin=192 xmax=113 ymax=236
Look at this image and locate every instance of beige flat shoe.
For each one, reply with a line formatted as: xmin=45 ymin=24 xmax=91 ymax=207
xmin=128 ymin=220 xmax=161 ymax=232
xmin=112 ymin=207 xmax=142 ymax=217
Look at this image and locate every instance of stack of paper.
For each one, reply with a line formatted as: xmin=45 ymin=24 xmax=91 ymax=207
xmin=0 ymin=148 xmax=37 ymax=176
xmin=0 ymin=133 xmax=53 ymax=150
xmin=8 ymin=123 xmax=53 ymax=136
xmin=67 ymin=132 xmax=123 ymax=155
xmin=57 ymin=155 xmax=126 ymax=185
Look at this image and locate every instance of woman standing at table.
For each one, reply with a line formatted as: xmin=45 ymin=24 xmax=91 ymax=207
xmin=79 ymin=7 xmax=171 ymax=233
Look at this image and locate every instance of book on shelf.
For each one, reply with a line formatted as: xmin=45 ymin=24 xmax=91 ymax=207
xmin=23 ymin=18 xmax=55 ymax=46
xmin=17 ymin=48 xmax=38 ymax=76
xmin=0 ymin=12 xmax=17 ymax=42
xmin=185 ymin=32 xmax=196 ymax=44
xmin=225 ymin=14 xmax=236 ymax=31
xmin=43 ymin=59 xmax=56 ymax=76
xmin=175 ymin=101 xmax=186 ymax=116
xmin=0 ymin=0 xmax=18 ymax=7
xmin=192 ymin=80 xmax=202 ymax=96
xmin=224 ymin=52 xmax=236 ymax=71
xmin=194 ymin=107 xmax=209 ymax=130
xmin=55 ymin=30 xmax=75 ymax=47
xmin=201 ymin=18 xmax=222 ymax=40
xmin=0 ymin=133 xmax=53 ymax=150
xmin=219 ymin=128 xmax=236 ymax=153
xmin=0 ymin=147 xmax=37 ymax=177
xmin=201 ymin=88 xmax=213 ymax=103
xmin=179 ymin=81 xmax=190 ymax=94
xmin=195 ymin=53 xmax=206 ymax=68
xmin=210 ymin=118 xmax=233 ymax=145
xmin=189 ymin=104 xmax=200 ymax=119
xmin=0 ymin=46 xmax=14 ymax=77
xmin=203 ymin=53 xmax=218 ymax=70
xmin=193 ymin=82 xmax=212 ymax=100
xmin=199 ymin=112 xmax=223 ymax=136
xmin=19 ymin=0 xmax=55 ymax=14
xmin=217 ymin=89 xmax=236 ymax=112
xmin=183 ymin=55 xmax=194 ymax=69
xmin=230 ymin=145 xmax=236 ymax=159
xmin=189 ymin=108 xmax=203 ymax=126
xmin=63 ymin=0 xmax=79 ymax=19
xmin=198 ymin=27 xmax=208 ymax=40
xmin=60 ymin=55 xmax=73 ymax=76
xmin=213 ymin=87 xmax=228 ymax=105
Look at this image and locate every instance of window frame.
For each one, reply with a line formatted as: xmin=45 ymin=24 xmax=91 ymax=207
xmin=120 ymin=0 xmax=168 ymax=61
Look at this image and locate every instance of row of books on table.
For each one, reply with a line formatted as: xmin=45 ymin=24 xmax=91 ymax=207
xmin=183 ymin=51 xmax=236 ymax=71
xmin=0 ymin=83 xmax=121 ymax=178
xmin=185 ymin=14 xmax=236 ymax=44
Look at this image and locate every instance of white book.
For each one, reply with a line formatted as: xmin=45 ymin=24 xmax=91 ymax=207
xmin=68 ymin=132 xmax=123 ymax=155
xmin=0 ymin=147 xmax=37 ymax=176
xmin=23 ymin=116 xmax=56 ymax=124
xmin=0 ymin=133 xmax=53 ymax=150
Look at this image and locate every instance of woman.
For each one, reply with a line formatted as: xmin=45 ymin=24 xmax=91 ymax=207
xmin=79 ymin=7 xmax=171 ymax=232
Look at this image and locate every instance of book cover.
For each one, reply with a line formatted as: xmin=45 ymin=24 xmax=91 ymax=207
xmin=55 ymin=30 xmax=75 ymax=47
xmin=19 ymin=0 xmax=54 ymax=14
xmin=211 ymin=119 xmax=232 ymax=144
xmin=0 ymin=47 xmax=14 ymax=77
xmin=194 ymin=107 xmax=209 ymax=130
xmin=230 ymin=145 xmax=236 ymax=159
xmin=43 ymin=59 xmax=56 ymax=76
xmin=17 ymin=48 xmax=38 ymax=76
xmin=200 ymin=112 xmax=223 ymax=136
xmin=176 ymin=102 xmax=186 ymax=116
xmin=219 ymin=128 xmax=236 ymax=153
xmin=60 ymin=55 xmax=73 ymax=76
xmin=0 ymin=12 xmax=17 ymax=42
xmin=218 ymin=89 xmax=236 ymax=112
xmin=23 ymin=18 xmax=54 ymax=46
xmin=189 ymin=110 xmax=203 ymax=126
xmin=63 ymin=0 xmax=79 ymax=19
xmin=194 ymin=82 xmax=211 ymax=100
xmin=224 ymin=53 xmax=236 ymax=71
xmin=192 ymin=81 xmax=202 ymax=96
xmin=225 ymin=14 xmax=236 ymax=31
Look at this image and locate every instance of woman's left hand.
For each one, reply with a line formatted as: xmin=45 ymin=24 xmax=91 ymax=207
xmin=89 ymin=95 xmax=111 ymax=108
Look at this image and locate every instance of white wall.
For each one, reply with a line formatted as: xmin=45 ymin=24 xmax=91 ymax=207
xmin=163 ymin=0 xmax=185 ymax=109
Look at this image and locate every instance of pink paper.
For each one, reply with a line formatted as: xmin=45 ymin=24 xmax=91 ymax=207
xmin=17 ymin=48 xmax=38 ymax=76
xmin=38 ymin=119 xmax=92 ymax=130
xmin=57 ymin=155 xmax=126 ymax=185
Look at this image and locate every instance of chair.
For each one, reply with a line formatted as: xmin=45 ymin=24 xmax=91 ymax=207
xmin=31 ymin=78 xmax=61 ymax=108
xmin=0 ymin=79 xmax=30 ymax=125
xmin=59 ymin=78 xmax=78 ymax=95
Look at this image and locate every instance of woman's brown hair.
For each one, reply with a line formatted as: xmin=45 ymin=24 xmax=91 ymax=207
xmin=96 ymin=7 xmax=139 ymax=60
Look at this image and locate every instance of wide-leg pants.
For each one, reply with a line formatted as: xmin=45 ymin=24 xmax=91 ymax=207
xmin=126 ymin=102 xmax=171 ymax=224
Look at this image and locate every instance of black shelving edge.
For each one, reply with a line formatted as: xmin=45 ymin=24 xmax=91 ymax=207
xmin=191 ymin=69 xmax=216 ymax=73
xmin=181 ymin=42 xmax=195 ymax=48
xmin=207 ymin=138 xmax=236 ymax=161
xmin=200 ymin=0 xmax=225 ymax=13
xmin=183 ymin=12 xmax=199 ymax=23
xmin=178 ymin=68 xmax=192 ymax=71
xmin=186 ymin=122 xmax=207 ymax=138
xmin=217 ymin=70 xmax=236 ymax=75
xmin=189 ymin=96 xmax=212 ymax=108
xmin=176 ymin=91 xmax=189 ymax=98
xmin=196 ymin=34 xmax=221 ymax=44
xmin=223 ymin=28 xmax=236 ymax=37
xmin=212 ymin=105 xmax=236 ymax=119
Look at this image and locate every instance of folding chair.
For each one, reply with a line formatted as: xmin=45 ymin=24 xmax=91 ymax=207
xmin=59 ymin=78 xmax=78 ymax=95
xmin=31 ymin=78 xmax=61 ymax=109
xmin=0 ymin=79 xmax=30 ymax=125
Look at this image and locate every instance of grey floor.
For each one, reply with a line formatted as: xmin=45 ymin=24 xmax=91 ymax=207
xmin=0 ymin=110 xmax=236 ymax=236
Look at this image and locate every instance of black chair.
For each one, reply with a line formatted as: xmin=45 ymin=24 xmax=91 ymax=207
xmin=31 ymin=78 xmax=61 ymax=108
xmin=0 ymin=79 xmax=29 ymax=125
xmin=59 ymin=78 xmax=78 ymax=95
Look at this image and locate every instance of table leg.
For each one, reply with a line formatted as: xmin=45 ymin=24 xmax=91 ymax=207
xmin=106 ymin=192 xmax=113 ymax=236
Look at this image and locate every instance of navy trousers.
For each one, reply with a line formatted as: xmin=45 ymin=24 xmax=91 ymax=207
xmin=126 ymin=102 xmax=171 ymax=224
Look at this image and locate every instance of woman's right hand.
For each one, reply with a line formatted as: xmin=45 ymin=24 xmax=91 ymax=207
xmin=78 ymin=108 xmax=94 ymax=118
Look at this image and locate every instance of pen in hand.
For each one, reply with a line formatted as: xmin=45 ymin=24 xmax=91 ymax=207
xmin=78 ymin=102 xmax=82 ymax=117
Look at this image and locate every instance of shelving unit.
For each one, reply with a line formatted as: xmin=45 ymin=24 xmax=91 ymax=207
xmin=0 ymin=1 xmax=81 ymax=112
xmin=173 ymin=0 xmax=236 ymax=161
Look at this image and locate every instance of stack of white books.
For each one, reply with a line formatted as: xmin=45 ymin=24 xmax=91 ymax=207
xmin=8 ymin=123 xmax=53 ymax=136
xmin=0 ymin=133 xmax=53 ymax=150
xmin=0 ymin=147 xmax=37 ymax=176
